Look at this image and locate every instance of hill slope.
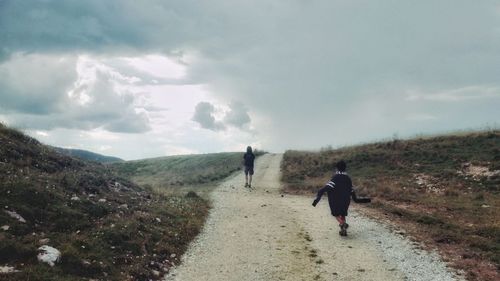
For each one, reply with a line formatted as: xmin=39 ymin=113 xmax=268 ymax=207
xmin=0 ymin=124 xmax=209 ymax=280
xmin=111 ymin=153 xmax=247 ymax=189
xmin=53 ymin=147 xmax=123 ymax=163
xmin=281 ymin=131 xmax=500 ymax=280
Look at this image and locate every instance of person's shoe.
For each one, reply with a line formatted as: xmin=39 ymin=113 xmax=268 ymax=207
xmin=244 ymin=183 xmax=248 ymax=187
xmin=248 ymin=184 xmax=252 ymax=188
xmin=339 ymin=223 xmax=348 ymax=236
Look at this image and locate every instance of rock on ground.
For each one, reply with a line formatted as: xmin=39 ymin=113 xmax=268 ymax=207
xmin=37 ymin=245 xmax=61 ymax=267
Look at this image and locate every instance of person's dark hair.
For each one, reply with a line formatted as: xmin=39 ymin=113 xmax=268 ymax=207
xmin=247 ymin=146 xmax=252 ymax=154
xmin=336 ymin=160 xmax=346 ymax=172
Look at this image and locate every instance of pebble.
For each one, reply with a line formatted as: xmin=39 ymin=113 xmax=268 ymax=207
xmin=0 ymin=265 xmax=20 ymax=273
xmin=4 ymin=210 xmax=26 ymax=223
xmin=38 ymin=238 xmax=50 ymax=244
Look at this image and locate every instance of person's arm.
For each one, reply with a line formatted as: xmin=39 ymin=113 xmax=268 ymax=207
xmin=312 ymin=180 xmax=335 ymax=206
xmin=351 ymin=188 xmax=357 ymax=201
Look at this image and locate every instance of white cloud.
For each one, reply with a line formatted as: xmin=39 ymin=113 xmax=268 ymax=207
xmin=406 ymin=86 xmax=500 ymax=102
xmin=0 ymin=53 xmax=77 ymax=114
xmin=122 ymin=54 xmax=186 ymax=79
xmin=35 ymin=131 xmax=49 ymax=137
xmin=406 ymin=113 xmax=437 ymax=121
xmin=0 ymin=53 xmax=188 ymax=133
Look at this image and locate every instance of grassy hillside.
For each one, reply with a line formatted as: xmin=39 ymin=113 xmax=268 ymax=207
xmin=282 ymin=131 xmax=500 ymax=280
xmin=0 ymin=124 xmax=209 ymax=281
xmin=53 ymin=147 xmax=123 ymax=163
xmin=110 ymin=152 xmax=253 ymax=193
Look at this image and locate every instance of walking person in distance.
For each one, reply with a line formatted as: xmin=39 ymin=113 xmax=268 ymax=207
xmin=243 ymin=146 xmax=255 ymax=188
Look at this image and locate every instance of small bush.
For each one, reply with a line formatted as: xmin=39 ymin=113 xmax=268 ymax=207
xmin=59 ymin=244 xmax=103 ymax=277
xmin=444 ymin=189 xmax=459 ymax=197
xmin=78 ymin=200 xmax=109 ymax=218
xmin=0 ymin=239 xmax=36 ymax=263
xmin=186 ymin=191 xmax=199 ymax=198
xmin=51 ymin=206 xmax=90 ymax=232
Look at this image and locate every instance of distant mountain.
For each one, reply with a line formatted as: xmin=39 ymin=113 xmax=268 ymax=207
xmin=53 ymin=147 xmax=123 ymax=163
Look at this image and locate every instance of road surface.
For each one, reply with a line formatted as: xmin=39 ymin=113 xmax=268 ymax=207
xmin=166 ymin=154 xmax=462 ymax=281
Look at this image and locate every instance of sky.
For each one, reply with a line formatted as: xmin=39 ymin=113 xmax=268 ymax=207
xmin=0 ymin=0 xmax=499 ymax=160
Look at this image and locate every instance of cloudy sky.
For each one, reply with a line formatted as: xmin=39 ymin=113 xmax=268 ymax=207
xmin=1 ymin=1 xmax=499 ymax=160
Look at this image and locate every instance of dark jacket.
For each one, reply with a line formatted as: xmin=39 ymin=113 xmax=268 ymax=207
xmin=243 ymin=152 xmax=255 ymax=167
xmin=314 ymin=172 xmax=353 ymax=216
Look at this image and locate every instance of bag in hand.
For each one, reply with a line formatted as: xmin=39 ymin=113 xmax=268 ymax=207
xmin=351 ymin=190 xmax=371 ymax=203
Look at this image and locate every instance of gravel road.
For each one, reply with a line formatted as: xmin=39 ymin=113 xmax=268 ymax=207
xmin=165 ymin=154 xmax=464 ymax=281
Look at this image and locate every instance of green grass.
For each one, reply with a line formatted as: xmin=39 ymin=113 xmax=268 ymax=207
xmin=281 ymin=130 xmax=500 ymax=278
xmin=110 ymin=151 xmax=264 ymax=197
xmin=0 ymin=123 xmax=209 ymax=280
xmin=111 ymin=153 xmax=243 ymax=186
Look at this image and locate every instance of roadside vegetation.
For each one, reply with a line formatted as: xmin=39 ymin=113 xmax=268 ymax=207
xmin=0 ymin=123 xmax=209 ymax=280
xmin=281 ymin=130 xmax=500 ymax=281
xmin=53 ymin=147 xmax=124 ymax=163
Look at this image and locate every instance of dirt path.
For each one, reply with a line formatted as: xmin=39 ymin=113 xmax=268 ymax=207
xmin=166 ymin=154 xmax=463 ymax=281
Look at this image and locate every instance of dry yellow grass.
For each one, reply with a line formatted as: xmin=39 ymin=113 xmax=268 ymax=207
xmin=281 ymin=130 xmax=500 ymax=281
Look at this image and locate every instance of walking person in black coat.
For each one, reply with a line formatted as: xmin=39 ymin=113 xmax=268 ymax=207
xmin=312 ymin=160 xmax=353 ymax=236
xmin=243 ymin=146 xmax=255 ymax=188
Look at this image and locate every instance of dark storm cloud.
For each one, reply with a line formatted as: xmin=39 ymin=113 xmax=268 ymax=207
xmin=192 ymin=101 xmax=252 ymax=131
xmin=192 ymin=102 xmax=225 ymax=131
xmin=224 ymin=102 xmax=250 ymax=128
xmin=183 ymin=0 xmax=500 ymax=149
xmin=0 ymin=0 xmax=176 ymax=58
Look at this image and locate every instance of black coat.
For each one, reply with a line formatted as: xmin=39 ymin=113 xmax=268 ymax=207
xmin=315 ymin=173 xmax=353 ymax=216
xmin=243 ymin=152 xmax=255 ymax=167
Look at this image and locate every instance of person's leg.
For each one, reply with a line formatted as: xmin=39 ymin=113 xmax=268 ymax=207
xmin=244 ymin=168 xmax=249 ymax=187
xmin=335 ymin=216 xmax=345 ymax=225
xmin=336 ymin=216 xmax=348 ymax=236
xmin=248 ymin=167 xmax=254 ymax=187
